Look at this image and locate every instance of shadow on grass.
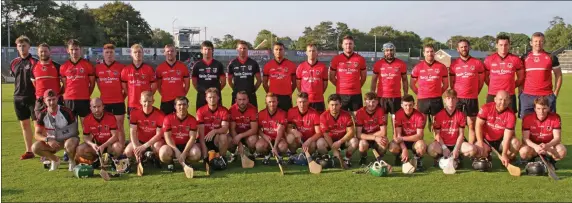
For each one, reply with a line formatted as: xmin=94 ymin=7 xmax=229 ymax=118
xmin=1 ymin=188 xmax=23 ymax=196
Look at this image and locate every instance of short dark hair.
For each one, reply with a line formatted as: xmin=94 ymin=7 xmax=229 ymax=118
xmin=38 ymin=43 xmax=50 ymax=50
xmin=266 ymin=92 xmax=277 ymax=99
xmin=174 ymin=96 xmax=189 ymax=106
xmin=67 ymin=39 xmax=80 ymax=48
xmin=236 ymin=90 xmax=248 ymax=96
xmin=532 ymin=32 xmax=545 ymax=39
xmin=306 ymin=43 xmax=317 ymax=49
xmin=103 ymin=43 xmax=115 ymax=49
xmin=364 ymin=92 xmax=377 ymax=100
xmin=328 ymin=94 xmax=342 ymax=103
xmin=533 ymin=96 xmax=549 ymax=107
xmin=457 ymin=39 xmax=470 ymax=47
xmin=273 ymin=42 xmax=285 ymax=49
xmin=402 ymin=94 xmax=415 ymax=103
xmin=496 ymin=34 xmax=511 ymax=44
xmin=201 ymin=41 xmax=214 ymax=49
xmin=237 ymin=40 xmax=248 ymax=48
xmin=342 ymin=35 xmax=354 ymax=41
xmin=297 ymin=92 xmax=309 ymax=99
xmin=423 ymin=44 xmax=434 ymax=50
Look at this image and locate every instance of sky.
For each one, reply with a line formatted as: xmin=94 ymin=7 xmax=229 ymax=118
xmin=77 ymin=1 xmax=572 ymax=44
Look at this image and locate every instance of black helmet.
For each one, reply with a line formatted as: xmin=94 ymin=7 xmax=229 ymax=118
xmin=472 ymin=158 xmax=492 ymax=172
xmin=525 ymin=162 xmax=547 ymax=176
xmin=210 ymin=157 xmax=227 ymax=171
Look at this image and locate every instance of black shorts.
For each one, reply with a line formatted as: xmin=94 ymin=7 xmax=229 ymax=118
xmin=160 ymin=100 xmax=176 ymax=115
xmin=340 ymin=94 xmax=363 ymax=112
xmin=276 ymin=95 xmax=293 ymax=112
xmin=196 ymin=91 xmax=223 ymax=111
xmin=104 ymin=102 xmax=126 ymax=115
xmin=206 ymin=140 xmax=218 ymax=152
xmin=14 ymin=96 xmax=36 ymax=121
xmin=127 ymin=107 xmax=137 ymax=120
xmin=380 ymin=97 xmax=402 ymax=114
xmin=64 ymin=99 xmax=90 ymax=117
xmin=404 ymin=141 xmax=415 ymax=151
xmin=309 ymin=102 xmax=326 ymax=113
xmin=417 ymin=97 xmax=444 ymax=116
xmin=232 ymin=91 xmax=257 ymax=108
xmin=456 ymin=98 xmax=479 ymax=117
xmin=330 ymin=137 xmax=348 ymax=150
xmin=176 ymin=144 xmax=186 ymax=152
xmin=487 ymin=140 xmax=503 ymax=152
xmin=365 ymin=140 xmax=380 ymax=149
xmin=486 ymin=94 xmax=517 ymax=114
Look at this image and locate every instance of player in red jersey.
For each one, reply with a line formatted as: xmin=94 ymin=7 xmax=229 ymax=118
xmin=483 ymin=34 xmax=523 ymax=113
xmin=519 ymin=32 xmax=562 ymax=117
xmin=427 ymin=90 xmax=477 ymax=167
xmin=296 ymin=44 xmax=329 ymax=113
xmin=228 ymin=91 xmax=259 ymax=161
xmin=263 ymin=42 xmax=297 ymax=111
xmin=60 ymin=39 xmax=95 ymax=124
xmin=121 ymin=44 xmax=157 ymax=117
xmin=519 ymin=96 xmax=566 ymax=169
xmin=158 ymin=96 xmax=202 ymax=171
xmin=156 ymin=44 xmax=190 ymax=115
xmin=256 ymin=93 xmax=288 ymax=165
xmin=317 ymin=94 xmax=358 ymax=168
xmin=355 ymin=92 xmax=388 ymax=166
xmin=388 ymin=94 xmax=426 ymax=171
xmin=411 ymin=44 xmax=448 ymax=128
xmin=95 ymin=44 xmax=126 ymax=146
xmin=286 ymin=92 xmax=322 ymax=159
xmin=124 ymin=91 xmax=165 ymax=171
xmin=329 ymin=35 xmax=367 ymax=113
xmin=449 ymin=39 xmax=485 ymax=144
xmin=75 ymin=98 xmax=123 ymax=167
xmin=474 ymin=90 xmax=521 ymax=167
xmin=197 ymin=88 xmax=230 ymax=163
xmin=31 ymin=43 xmax=63 ymax=114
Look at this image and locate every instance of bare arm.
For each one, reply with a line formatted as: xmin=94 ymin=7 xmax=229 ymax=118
xmin=339 ymin=126 xmax=355 ymax=143
xmin=219 ymin=75 xmax=227 ymax=90
xmin=145 ymin=127 xmax=163 ymax=146
xmin=370 ymin=75 xmax=378 ymax=93
xmin=296 ymin=79 xmax=302 ymax=92
xmin=100 ymin=130 xmax=119 ymax=149
xmin=227 ymin=74 xmax=235 ymax=89
xmin=191 ymin=77 xmax=199 ymax=90
xmin=501 ymin=129 xmax=514 ymax=156
xmin=150 ymin=82 xmax=157 ymax=95
xmin=183 ymin=131 xmax=197 ymax=155
xmin=254 ymin=73 xmax=262 ymax=91
xmin=401 ymin=74 xmax=409 ymax=95
xmin=34 ymin=125 xmax=47 ymax=141
xmin=130 ymin=124 xmax=141 ymax=147
xmin=522 ymin=130 xmax=538 ymax=149
xmin=89 ymin=76 xmax=96 ymax=96
xmin=475 ymin=118 xmax=485 ymax=144
xmin=403 ymin=129 xmax=424 ymax=142
xmin=546 ymin=129 xmax=561 ymax=148
xmin=329 ymin=70 xmax=337 ymax=86
xmin=410 ymin=78 xmax=418 ymax=94
xmin=450 ymin=75 xmax=456 ymax=90
xmin=484 ymin=70 xmax=490 ymax=86
xmin=394 ymin=127 xmax=407 ymax=150
xmin=515 ymin=68 xmax=524 ymax=90
xmin=441 ymin=76 xmax=449 ymax=94
xmin=360 ymin=69 xmax=367 ymax=87
xmin=291 ymin=76 xmax=297 ymax=94
xmin=322 ymin=80 xmax=328 ymax=93
xmin=553 ymin=68 xmax=562 ymax=97
xmin=156 ymin=79 xmax=162 ymax=95
xmin=183 ymin=77 xmax=190 ymax=95
xmin=273 ymin=124 xmax=286 ymax=149
xmin=262 ymin=76 xmax=270 ymax=93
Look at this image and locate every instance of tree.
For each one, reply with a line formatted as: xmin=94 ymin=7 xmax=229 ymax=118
xmin=422 ymin=37 xmax=447 ymax=50
xmin=544 ymin=16 xmax=572 ymax=51
xmin=212 ymin=34 xmax=252 ymax=49
xmin=90 ymin=1 xmax=152 ymax=47
xmin=253 ymin=29 xmax=277 ymax=50
xmin=149 ymin=28 xmax=173 ymax=47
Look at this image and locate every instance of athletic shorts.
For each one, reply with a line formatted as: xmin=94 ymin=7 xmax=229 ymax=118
xmin=486 ymin=94 xmax=517 ymax=114
xmin=366 ymin=140 xmax=381 ymax=149
xmin=487 ymin=139 xmax=503 ymax=153
xmin=456 ymin=98 xmax=479 ymax=117
xmin=519 ymin=93 xmax=556 ymax=118
xmin=206 ymin=140 xmax=218 ymax=152
xmin=176 ymin=144 xmax=186 ymax=152
xmin=160 ymin=100 xmax=176 ymax=115
xmin=232 ymin=91 xmax=257 ymax=108
xmin=417 ymin=97 xmax=444 ymax=116
xmin=196 ymin=91 xmax=223 ymax=111
xmin=14 ymin=96 xmax=36 ymax=121
xmin=404 ymin=141 xmax=415 ymax=151
xmin=64 ymin=99 xmax=90 ymax=117
xmin=276 ymin=95 xmax=293 ymax=112
xmin=104 ymin=102 xmax=126 ymax=115
xmin=309 ymin=101 xmax=326 ymax=113
xmin=127 ymin=107 xmax=137 ymax=120
xmin=380 ymin=97 xmax=401 ymax=114
xmin=340 ymin=94 xmax=363 ymax=112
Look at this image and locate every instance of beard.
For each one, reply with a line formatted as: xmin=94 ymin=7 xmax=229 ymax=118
xmin=40 ymin=56 xmax=50 ymax=61
xmin=460 ymin=51 xmax=469 ymax=57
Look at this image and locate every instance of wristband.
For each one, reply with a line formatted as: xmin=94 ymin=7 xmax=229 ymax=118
xmin=441 ymin=145 xmax=447 ymax=150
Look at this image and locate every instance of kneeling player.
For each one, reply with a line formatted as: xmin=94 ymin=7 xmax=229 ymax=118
xmin=317 ymin=94 xmax=358 ymax=168
xmin=427 ymin=90 xmax=477 ymax=167
xmin=388 ymin=95 xmax=426 ymax=171
xmin=355 ymin=92 xmax=388 ymax=165
xmin=229 ymin=91 xmax=259 ymax=161
xmin=256 ymin=93 xmax=288 ymax=165
xmin=286 ymin=92 xmax=322 ymax=160
xmin=159 ymin=96 xmax=202 ymax=171
xmin=197 ymin=88 xmax=230 ymax=163
xmin=75 ymin=98 xmax=123 ymax=167
xmin=519 ymin=96 xmax=567 ymax=169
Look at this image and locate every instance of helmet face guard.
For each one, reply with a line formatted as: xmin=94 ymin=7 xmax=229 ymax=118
xmin=472 ymin=158 xmax=492 ymax=172
xmin=369 ymin=161 xmax=391 ymax=177
xmin=525 ymin=161 xmax=547 ymax=176
xmin=382 ymin=43 xmax=396 ymax=51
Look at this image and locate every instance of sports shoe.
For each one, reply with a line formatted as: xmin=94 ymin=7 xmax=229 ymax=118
xmin=63 ymin=151 xmax=69 ymax=162
xmin=262 ymin=155 xmax=271 ymax=165
xmin=228 ymin=153 xmax=237 ymax=163
xmin=277 ymin=156 xmax=284 ymax=165
xmin=152 ymin=156 xmax=162 ymax=169
xmin=49 ymin=159 xmax=61 ymax=171
xmin=287 ymin=154 xmax=296 ymax=165
xmin=42 ymin=157 xmax=51 ymax=169
xmin=167 ymin=164 xmax=175 ymax=172
xmin=68 ymin=160 xmax=76 ymax=171
xmin=20 ymin=152 xmax=35 ymax=160
xmin=414 ymin=156 xmax=424 ymax=172
xmin=359 ymin=156 xmax=368 ymax=166
xmin=91 ymin=158 xmax=101 ymax=169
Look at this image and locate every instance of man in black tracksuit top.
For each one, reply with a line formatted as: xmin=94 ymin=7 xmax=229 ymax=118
xmin=192 ymin=41 xmax=226 ymax=110
xmin=227 ymin=41 xmax=262 ymax=107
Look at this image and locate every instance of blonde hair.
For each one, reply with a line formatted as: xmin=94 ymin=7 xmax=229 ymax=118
xmin=131 ymin=44 xmax=143 ymax=52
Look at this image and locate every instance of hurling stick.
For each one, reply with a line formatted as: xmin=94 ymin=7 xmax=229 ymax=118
xmin=484 ymin=140 xmax=521 ymax=176
xmin=265 ymin=139 xmax=284 ymax=175
xmin=539 ymin=155 xmax=559 ymax=181
xmin=96 ymin=151 xmax=110 ymax=181
xmin=183 ymin=164 xmax=194 ymax=179
xmin=239 ymin=144 xmax=255 ymax=168
xmin=304 ymin=151 xmax=322 ymax=174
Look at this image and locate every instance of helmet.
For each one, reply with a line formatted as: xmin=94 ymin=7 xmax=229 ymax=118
xmin=472 ymin=158 xmax=492 ymax=172
xmin=317 ymin=155 xmax=332 ymax=169
xmin=210 ymin=157 xmax=227 ymax=171
xmin=369 ymin=161 xmax=391 ymax=177
xmin=525 ymin=161 xmax=547 ymax=176
xmin=382 ymin=42 xmax=396 ymax=50
xmin=293 ymin=153 xmax=308 ymax=166
xmin=113 ymin=156 xmax=130 ymax=173
xmin=73 ymin=164 xmax=94 ymax=178
xmin=438 ymin=157 xmax=458 ymax=170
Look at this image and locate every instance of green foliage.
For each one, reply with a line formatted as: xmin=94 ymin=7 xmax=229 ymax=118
xmin=545 ymin=16 xmax=572 ymax=51
xmin=212 ymin=34 xmax=253 ymax=49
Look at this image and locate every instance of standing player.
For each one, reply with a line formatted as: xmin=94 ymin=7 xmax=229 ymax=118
xmin=31 ymin=43 xmax=63 ymax=114
xmin=197 ymin=88 xmax=230 ymax=163
xmin=286 ymin=92 xmax=322 ymax=157
xmin=449 ymin=39 xmax=485 ymax=144
xmin=156 ymin=44 xmax=190 ymax=115
xmin=483 ymin=34 xmax=523 ymax=113
xmin=474 ymin=90 xmax=521 ymax=167
xmin=355 ymin=92 xmax=388 ymax=165
xmin=296 ymin=44 xmax=329 ymax=113
xmin=256 ymin=93 xmax=288 ymax=165
xmin=229 ymin=91 xmax=259 ymax=158
xmin=121 ymin=44 xmax=157 ymax=117
xmin=329 ymin=36 xmax=367 ymax=114
xmin=60 ymin=39 xmax=95 ymax=125
xmin=192 ymin=41 xmax=225 ymax=110
xmin=519 ymin=32 xmax=562 ymax=117
xmin=95 ymin=44 xmax=126 ymax=146
xmin=519 ymin=96 xmax=566 ymax=168
xmin=263 ymin=42 xmax=297 ymax=111
xmin=388 ymin=95 xmax=426 ymax=171
xmin=411 ymin=44 xmax=448 ymax=128
xmin=317 ymin=94 xmax=358 ymax=168
xmin=371 ymin=42 xmax=408 ymax=133
xmin=228 ymin=41 xmax=262 ymax=107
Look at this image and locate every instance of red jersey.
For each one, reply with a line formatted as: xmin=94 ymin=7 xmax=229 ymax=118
xmin=60 ymin=59 xmax=94 ymax=100
xmin=258 ymin=108 xmax=287 ymax=140
xmin=477 ymin=102 xmax=516 ymax=141
xmin=287 ymin=107 xmax=321 ymax=141
xmin=372 ymin=58 xmax=407 ymax=98
xmin=163 ymin=113 xmax=198 ymax=145
xmin=120 ymin=63 xmax=156 ymax=108
xmin=196 ymin=105 xmax=230 ymax=136
xmin=155 ymin=61 xmax=190 ymax=102
xmin=394 ymin=109 xmax=426 ymax=137
xmin=95 ymin=61 xmax=125 ymax=104
xmin=483 ymin=53 xmax=523 ymax=95
xmin=129 ymin=107 xmax=165 ymax=143
xmin=355 ymin=107 xmax=387 ymax=134
xmin=296 ymin=61 xmax=328 ymax=102
xmin=522 ymin=51 xmax=560 ymax=96
xmin=83 ymin=112 xmax=118 ymax=144
xmin=229 ymin=103 xmax=258 ymax=134
xmin=450 ymin=57 xmax=485 ymax=99
xmin=411 ymin=60 xmax=448 ymax=99
xmin=330 ymin=53 xmax=366 ymax=94
xmin=31 ymin=60 xmax=61 ymax=99
xmin=319 ymin=110 xmax=354 ymax=141
xmin=433 ymin=109 xmax=466 ymax=146
xmin=263 ymin=58 xmax=297 ymax=96
xmin=522 ymin=112 xmax=561 ymax=144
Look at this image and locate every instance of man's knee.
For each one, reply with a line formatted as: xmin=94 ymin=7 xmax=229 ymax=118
xmin=217 ymin=134 xmax=229 ymax=147
xmin=519 ymin=145 xmax=534 ymax=160
xmin=427 ymin=141 xmax=442 ymax=157
xmin=460 ymin=142 xmax=477 ymax=158
xmin=553 ymin=144 xmax=567 ymax=161
xmin=246 ymin=136 xmax=258 ymax=149
xmin=64 ymin=137 xmax=79 ymax=152
xmin=278 ymin=140 xmax=289 ymax=153
xmin=32 ymin=141 xmax=46 ymax=155
xmin=158 ymin=145 xmax=173 ymax=163
xmin=188 ymin=145 xmax=202 ymax=162
xmin=347 ymin=138 xmax=358 ymax=150
xmin=316 ymin=138 xmax=328 ymax=154
xmin=510 ymin=137 xmax=521 ymax=152
xmin=388 ymin=141 xmax=401 ymax=154
xmin=124 ymin=143 xmax=135 ymax=158
xmin=110 ymin=142 xmax=124 ymax=157
xmin=358 ymin=140 xmax=369 ymax=152
xmin=286 ymin=133 xmax=296 ymax=145
xmin=255 ymin=140 xmax=269 ymax=153
xmin=414 ymin=140 xmax=426 ymax=156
